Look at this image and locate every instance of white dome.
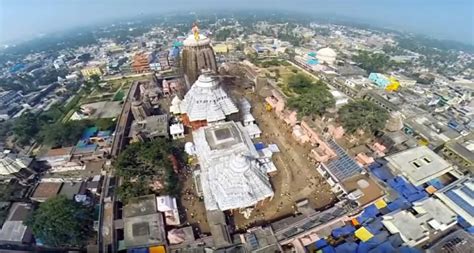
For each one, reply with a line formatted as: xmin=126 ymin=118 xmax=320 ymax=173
xmin=195 ymin=74 xmax=218 ymax=88
xmin=317 ymin=47 xmax=337 ymax=65
xmin=183 ymin=34 xmax=211 ymax=47
xmin=317 ymin=47 xmax=337 ymax=57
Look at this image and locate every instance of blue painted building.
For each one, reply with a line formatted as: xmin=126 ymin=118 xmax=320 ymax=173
xmin=369 ymin=73 xmax=390 ymax=88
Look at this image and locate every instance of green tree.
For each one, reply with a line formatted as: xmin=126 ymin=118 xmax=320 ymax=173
xmin=115 ymin=139 xmax=183 ymax=202
xmin=89 ymin=74 xmax=101 ymax=84
xmin=287 ymin=73 xmax=315 ymax=94
xmin=117 ymin=180 xmax=153 ymax=203
xmin=13 ymin=113 xmax=41 ymax=145
xmin=39 ymin=120 xmax=89 ymax=147
xmin=287 ymin=82 xmax=335 ymax=117
xmin=353 ymin=51 xmax=394 ymax=73
xmin=25 ymin=196 xmax=94 ymax=248
xmin=338 ymin=100 xmax=389 ymax=134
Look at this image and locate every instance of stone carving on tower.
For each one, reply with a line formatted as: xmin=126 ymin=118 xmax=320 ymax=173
xmin=181 ymin=23 xmax=218 ymax=88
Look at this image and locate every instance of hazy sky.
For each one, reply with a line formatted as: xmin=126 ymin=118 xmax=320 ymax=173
xmin=1 ymin=0 xmax=473 ymax=44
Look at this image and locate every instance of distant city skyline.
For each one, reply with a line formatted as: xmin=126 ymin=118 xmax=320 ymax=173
xmin=1 ymin=0 xmax=473 ymax=45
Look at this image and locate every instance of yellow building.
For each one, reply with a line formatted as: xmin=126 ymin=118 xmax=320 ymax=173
xmin=81 ymin=67 xmax=102 ymax=80
xmin=213 ymin=43 xmax=230 ymax=54
xmin=385 ymin=76 xmax=400 ymax=92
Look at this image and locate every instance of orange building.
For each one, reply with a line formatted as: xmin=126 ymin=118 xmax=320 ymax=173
xmin=132 ymin=53 xmax=151 ymax=73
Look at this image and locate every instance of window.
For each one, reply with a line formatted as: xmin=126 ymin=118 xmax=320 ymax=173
xmin=412 ymin=161 xmax=421 ymax=168
xmin=422 ymin=157 xmax=432 ymax=164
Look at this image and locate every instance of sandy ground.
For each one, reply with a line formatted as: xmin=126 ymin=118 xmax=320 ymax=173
xmin=178 ymin=78 xmax=336 ymax=233
xmin=179 ymin=170 xmax=211 ymax=234
xmin=230 ymin=88 xmax=337 ymax=230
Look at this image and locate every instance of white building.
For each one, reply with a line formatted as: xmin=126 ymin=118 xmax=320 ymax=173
xmin=316 ymin=47 xmax=337 ymax=65
xmin=382 ymin=197 xmax=457 ymax=247
xmin=172 ymin=74 xmax=239 ymax=129
xmin=192 ymin=121 xmax=274 ymax=213
xmin=435 ymin=176 xmax=474 ymax=226
xmin=170 ymin=123 xmax=185 ymax=140
xmin=385 ymin=146 xmax=454 ymax=186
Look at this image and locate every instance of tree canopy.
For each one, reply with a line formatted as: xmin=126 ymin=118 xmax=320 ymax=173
xmin=287 ymin=80 xmax=335 ymax=117
xmin=287 ymin=73 xmax=314 ymax=94
xmin=25 ymin=196 xmax=94 ymax=248
xmin=352 ymin=51 xmax=397 ymax=73
xmin=115 ymin=139 xmax=184 ymax=203
xmin=338 ymin=100 xmax=389 ymax=134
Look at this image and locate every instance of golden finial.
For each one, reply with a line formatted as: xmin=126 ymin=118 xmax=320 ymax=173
xmin=192 ymin=22 xmax=199 ymax=41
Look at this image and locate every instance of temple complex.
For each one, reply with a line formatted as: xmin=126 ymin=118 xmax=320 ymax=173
xmin=192 ymin=121 xmax=274 ymax=214
xmin=171 ymin=74 xmax=238 ymax=130
xmin=181 ymin=24 xmax=217 ymax=87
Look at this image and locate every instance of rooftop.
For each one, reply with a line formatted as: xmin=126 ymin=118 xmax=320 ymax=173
xmin=0 ymin=152 xmax=33 ymax=175
xmin=130 ymin=115 xmax=169 ymax=138
xmin=178 ymin=74 xmax=239 ymax=122
xmin=386 ymin=146 xmax=453 ymax=186
xmin=43 ymin=147 xmax=73 ymax=157
xmin=193 ymin=121 xmax=273 ymax=211
xmin=58 ymin=182 xmax=84 ymax=200
xmin=340 ymin=174 xmax=385 ymax=207
xmin=427 ymin=229 xmax=474 ymax=253
xmin=123 ymin=195 xmax=157 ymax=218
xmin=322 ymin=139 xmax=363 ymax=182
xmin=123 ymin=212 xmax=166 ymax=249
xmin=435 ymin=176 xmax=474 ymax=226
xmin=0 ymin=203 xmax=32 ymax=243
xmin=31 ymin=182 xmax=62 ymax=201
xmin=382 ymin=197 xmax=457 ymax=247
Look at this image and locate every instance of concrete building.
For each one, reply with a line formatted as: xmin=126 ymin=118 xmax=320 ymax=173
xmin=81 ymin=66 xmax=102 ymax=80
xmin=132 ymin=53 xmax=151 ymax=73
xmin=0 ymin=203 xmax=33 ymax=245
xmin=129 ymin=115 xmax=169 ymax=142
xmin=131 ymin=100 xmax=152 ymax=121
xmin=368 ymin=73 xmax=390 ymax=88
xmin=316 ymin=47 xmax=337 ymax=65
xmin=385 ymin=146 xmax=454 ymax=186
xmin=173 ymin=74 xmax=239 ymax=130
xmin=435 ymin=176 xmax=474 ymax=226
xmin=192 ymin=121 xmax=274 ymax=214
xmin=181 ymin=26 xmax=217 ymax=86
xmin=440 ymin=133 xmax=474 ymax=173
xmin=0 ymin=151 xmax=35 ymax=180
xmin=122 ymin=195 xmax=167 ymax=250
xmin=317 ymin=139 xmax=363 ymax=193
xmin=427 ymin=229 xmax=474 ymax=253
xmin=382 ymin=197 xmax=457 ymax=247
xmin=30 ymin=182 xmax=63 ymax=202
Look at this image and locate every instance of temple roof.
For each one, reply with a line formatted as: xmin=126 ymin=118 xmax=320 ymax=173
xmin=179 ymin=74 xmax=238 ymax=122
xmin=183 ymin=34 xmax=211 ymax=47
xmin=193 ymin=122 xmax=273 ymax=211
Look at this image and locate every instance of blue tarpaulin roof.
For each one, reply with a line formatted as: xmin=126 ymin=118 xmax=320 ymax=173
xmin=399 ymin=246 xmax=422 ymax=253
xmin=332 ymin=225 xmax=356 ymax=238
xmin=388 ymin=233 xmax=403 ymax=248
xmin=357 ymin=205 xmax=380 ymax=224
xmin=128 ymin=248 xmax=148 ymax=253
xmin=315 ymin=238 xmax=328 ymax=249
xmin=357 ymin=242 xmax=370 ymax=253
xmin=365 ymin=218 xmax=384 ymax=234
xmin=369 ymin=164 xmax=394 ymax=181
xmin=81 ymin=126 xmax=98 ymax=140
xmin=335 ymin=242 xmax=358 ymax=253
xmin=321 ymin=246 xmax=336 ymax=253
xmin=387 ymin=176 xmax=427 ymax=203
xmin=254 ymin=142 xmax=265 ymax=150
xmin=368 ymin=241 xmax=394 ymax=253
xmin=97 ymin=130 xmax=111 ymax=137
